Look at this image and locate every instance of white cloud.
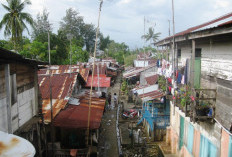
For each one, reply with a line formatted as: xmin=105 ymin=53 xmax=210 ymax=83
xmin=1 ymin=0 xmax=232 ymax=49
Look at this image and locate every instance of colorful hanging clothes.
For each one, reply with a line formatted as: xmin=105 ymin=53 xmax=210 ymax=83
xmin=177 ymin=73 xmax=182 ymax=84
xmin=184 ymin=59 xmax=189 ymax=84
xmin=181 ymin=75 xmax=185 ymax=84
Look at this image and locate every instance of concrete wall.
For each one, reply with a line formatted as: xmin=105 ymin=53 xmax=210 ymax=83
xmin=177 ymin=40 xmax=232 ymax=129
xmin=168 ymin=101 xmax=222 ymax=157
xmin=140 ymin=67 xmax=157 ymax=85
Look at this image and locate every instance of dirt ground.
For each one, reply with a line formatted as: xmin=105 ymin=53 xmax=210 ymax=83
xmin=97 ymin=76 xmax=121 ymax=157
xmin=97 ymin=75 xmax=164 ymax=157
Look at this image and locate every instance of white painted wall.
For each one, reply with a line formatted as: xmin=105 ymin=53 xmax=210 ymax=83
xmin=134 ymin=60 xmax=149 ymax=68
xmin=178 ymin=40 xmax=232 ymax=81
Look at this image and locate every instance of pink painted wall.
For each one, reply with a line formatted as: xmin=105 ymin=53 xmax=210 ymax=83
xmin=192 ymin=129 xmax=200 ymax=157
xmin=220 ymin=129 xmax=230 ymax=157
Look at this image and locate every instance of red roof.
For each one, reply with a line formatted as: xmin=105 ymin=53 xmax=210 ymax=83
xmin=85 ymin=75 xmax=111 ymax=87
xmin=138 ymin=90 xmax=164 ymax=101
xmin=53 ymin=98 xmax=106 ymax=129
xmin=145 ymin=74 xmax=158 ymax=85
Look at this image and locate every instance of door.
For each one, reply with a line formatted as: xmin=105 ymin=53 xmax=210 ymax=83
xmin=194 ymin=57 xmax=201 ymax=89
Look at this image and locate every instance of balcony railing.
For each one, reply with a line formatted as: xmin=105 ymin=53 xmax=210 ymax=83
xmin=191 ymin=88 xmax=217 ymax=122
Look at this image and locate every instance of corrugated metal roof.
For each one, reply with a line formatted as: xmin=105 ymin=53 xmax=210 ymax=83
xmin=0 ymin=47 xmax=47 ymax=65
xmin=156 ymin=12 xmax=232 ymax=44
xmin=92 ymin=63 xmax=107 ymax=75
xmin=38 ymin=70 xmax=78 ymax=124
xmin=138 ymin=90 xmax=164 ymax=101
xmin=145 ymin=73 xmax=158 ymax=85
xmin=38 ymin=65 xmax=80 ymax=75
xmin=85 ymin=75 xmax=111 ymax=87
xmin=0 ymin=131 xmax=35 ymax=157
xmin=123 ymin=63 xmax=156 ymax=78
xmin=38 ymin=74 xmax=77 ymax=99
xmin=53 ymin=97 xmax=106 ymax=129
xmin=133 ymin=84 xmax=163 ymax=101
xmin=79 ymin=67 xmax=89 ymax=82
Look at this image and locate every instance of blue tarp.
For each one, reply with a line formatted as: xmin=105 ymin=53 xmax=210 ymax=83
xmin=187 ymin=124 xmax=194 ymax=153
xmin=137 ymin=117 xmax=144 ymax=125
xmin=199 ymin=134 xmax=217 ymax=157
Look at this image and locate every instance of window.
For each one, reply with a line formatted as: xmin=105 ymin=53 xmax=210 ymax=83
xmin=195 ymin=48 xmax=202 ymax=57
xmin=11 ymin=74 xmax=17 ymax=106
xmin=177 ymin=49 xmax=181 ymax=58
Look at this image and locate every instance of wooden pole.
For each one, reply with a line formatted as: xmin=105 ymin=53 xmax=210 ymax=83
xmin=48 ymin=30 xmax=54 ymax=157
xmin=171 ymin=0 xmax=176 ymax=115
xmin=87 ymin=0 xmax=103 ymax=151
xmin=191 ymin=40 xmax=195 ymax=87
xmin=5 ymin=64 xmax=12 ymax=133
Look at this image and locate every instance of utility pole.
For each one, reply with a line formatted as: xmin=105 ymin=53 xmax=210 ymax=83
xmin=171 ymin=0 xmax=176 ymax=116
xmin=67 ymin=34 xmax=73 ymax=78
xmin=47 ymin=25 xmax=54 ymax=157
xmin=168 ymin=20 xmax=171 ymax=36
xmin=87 ymin=0 xmax=103 ymax=155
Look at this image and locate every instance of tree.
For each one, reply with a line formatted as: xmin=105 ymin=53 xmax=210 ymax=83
xmin=99 ymin=33 xmax=112 ymax=51
xmin=107 ymin=41 xmax=129 ymax=64
xmin=141 ymin=27 xmax=161 ymax=44
xmin=32 ymin=9 xmax=52 ymax=41
xmin=59 ymin=8 xmax=97 ymax=52
xmin=81 ymin=23 xmax=96 ymax=52
xmin=59 ymin=8 xmax=84 ymax=44
xmin=0 ymin=0 xmax=34 ymax=50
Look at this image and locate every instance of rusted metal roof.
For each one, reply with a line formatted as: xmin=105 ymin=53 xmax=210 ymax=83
xmin=133 ymin=84 xmax=163 ymax=101
xmin=145 ymin=73 xmax=158 ymax=85
xmin=53 ymin=97 xmax=106 ymax=129
xmin=79 ymin=67 xmax=89 ymax=82
xmin=0 ymin=131 xmax=35 ymax=157
xmin=92 ymin=63 xmax=107 ymax=75
xmin=38 ymin=65 xmax=80 ymax=75
xmin=156 ymin=12 xmax=232 ymax=45
xmin=38 ymin=72 xmax=78 ymax=124
xmin=85 ymin=75 xmax=111 ymax=87
xmin=138 ymin=90 xmax=164 ymax=101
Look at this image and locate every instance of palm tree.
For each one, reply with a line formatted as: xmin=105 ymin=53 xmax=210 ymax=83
xmin=141 ymin=27 xmax=161 ymax=44
xmin=0 ymin=0 xmax=34 ymax=50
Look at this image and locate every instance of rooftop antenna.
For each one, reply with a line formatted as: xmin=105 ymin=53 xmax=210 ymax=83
xmin=87 ymin=0 xmax=103 ymax=154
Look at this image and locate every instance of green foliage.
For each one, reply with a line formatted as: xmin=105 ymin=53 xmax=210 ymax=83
xmin=0 ymin=0 xmax=34 ymax=50
xmin=71 ymin=45 xmax=89 ymax=63
xmin=32 ymin=9 xmax=52 ymax=40
xmin=124 ymin=54 xmax=137 ymax=67
xmin=0 ymin=39 xmax=14 ymax=50
xmin=158 ymin=75 xmax=166 ymax=92
xmin=99 ymin=34 xmax=112 ymax=51
xmin=19 ymin=39 xmax=47 ymax=60
xmin=141 ymin=27 xmax=161 ymax=45
xmin=107 ymin=41 xmax=129 ymax=64
xmin=179 ymin=85 xmax=192 ymax=107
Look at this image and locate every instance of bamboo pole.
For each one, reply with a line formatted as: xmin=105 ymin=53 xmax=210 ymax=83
xmin=86 ymin=0 xmax=103 ymax=153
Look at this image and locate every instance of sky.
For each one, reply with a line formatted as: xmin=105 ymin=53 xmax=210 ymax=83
xmin=0 ymin=0 xmax=232 ymax=49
